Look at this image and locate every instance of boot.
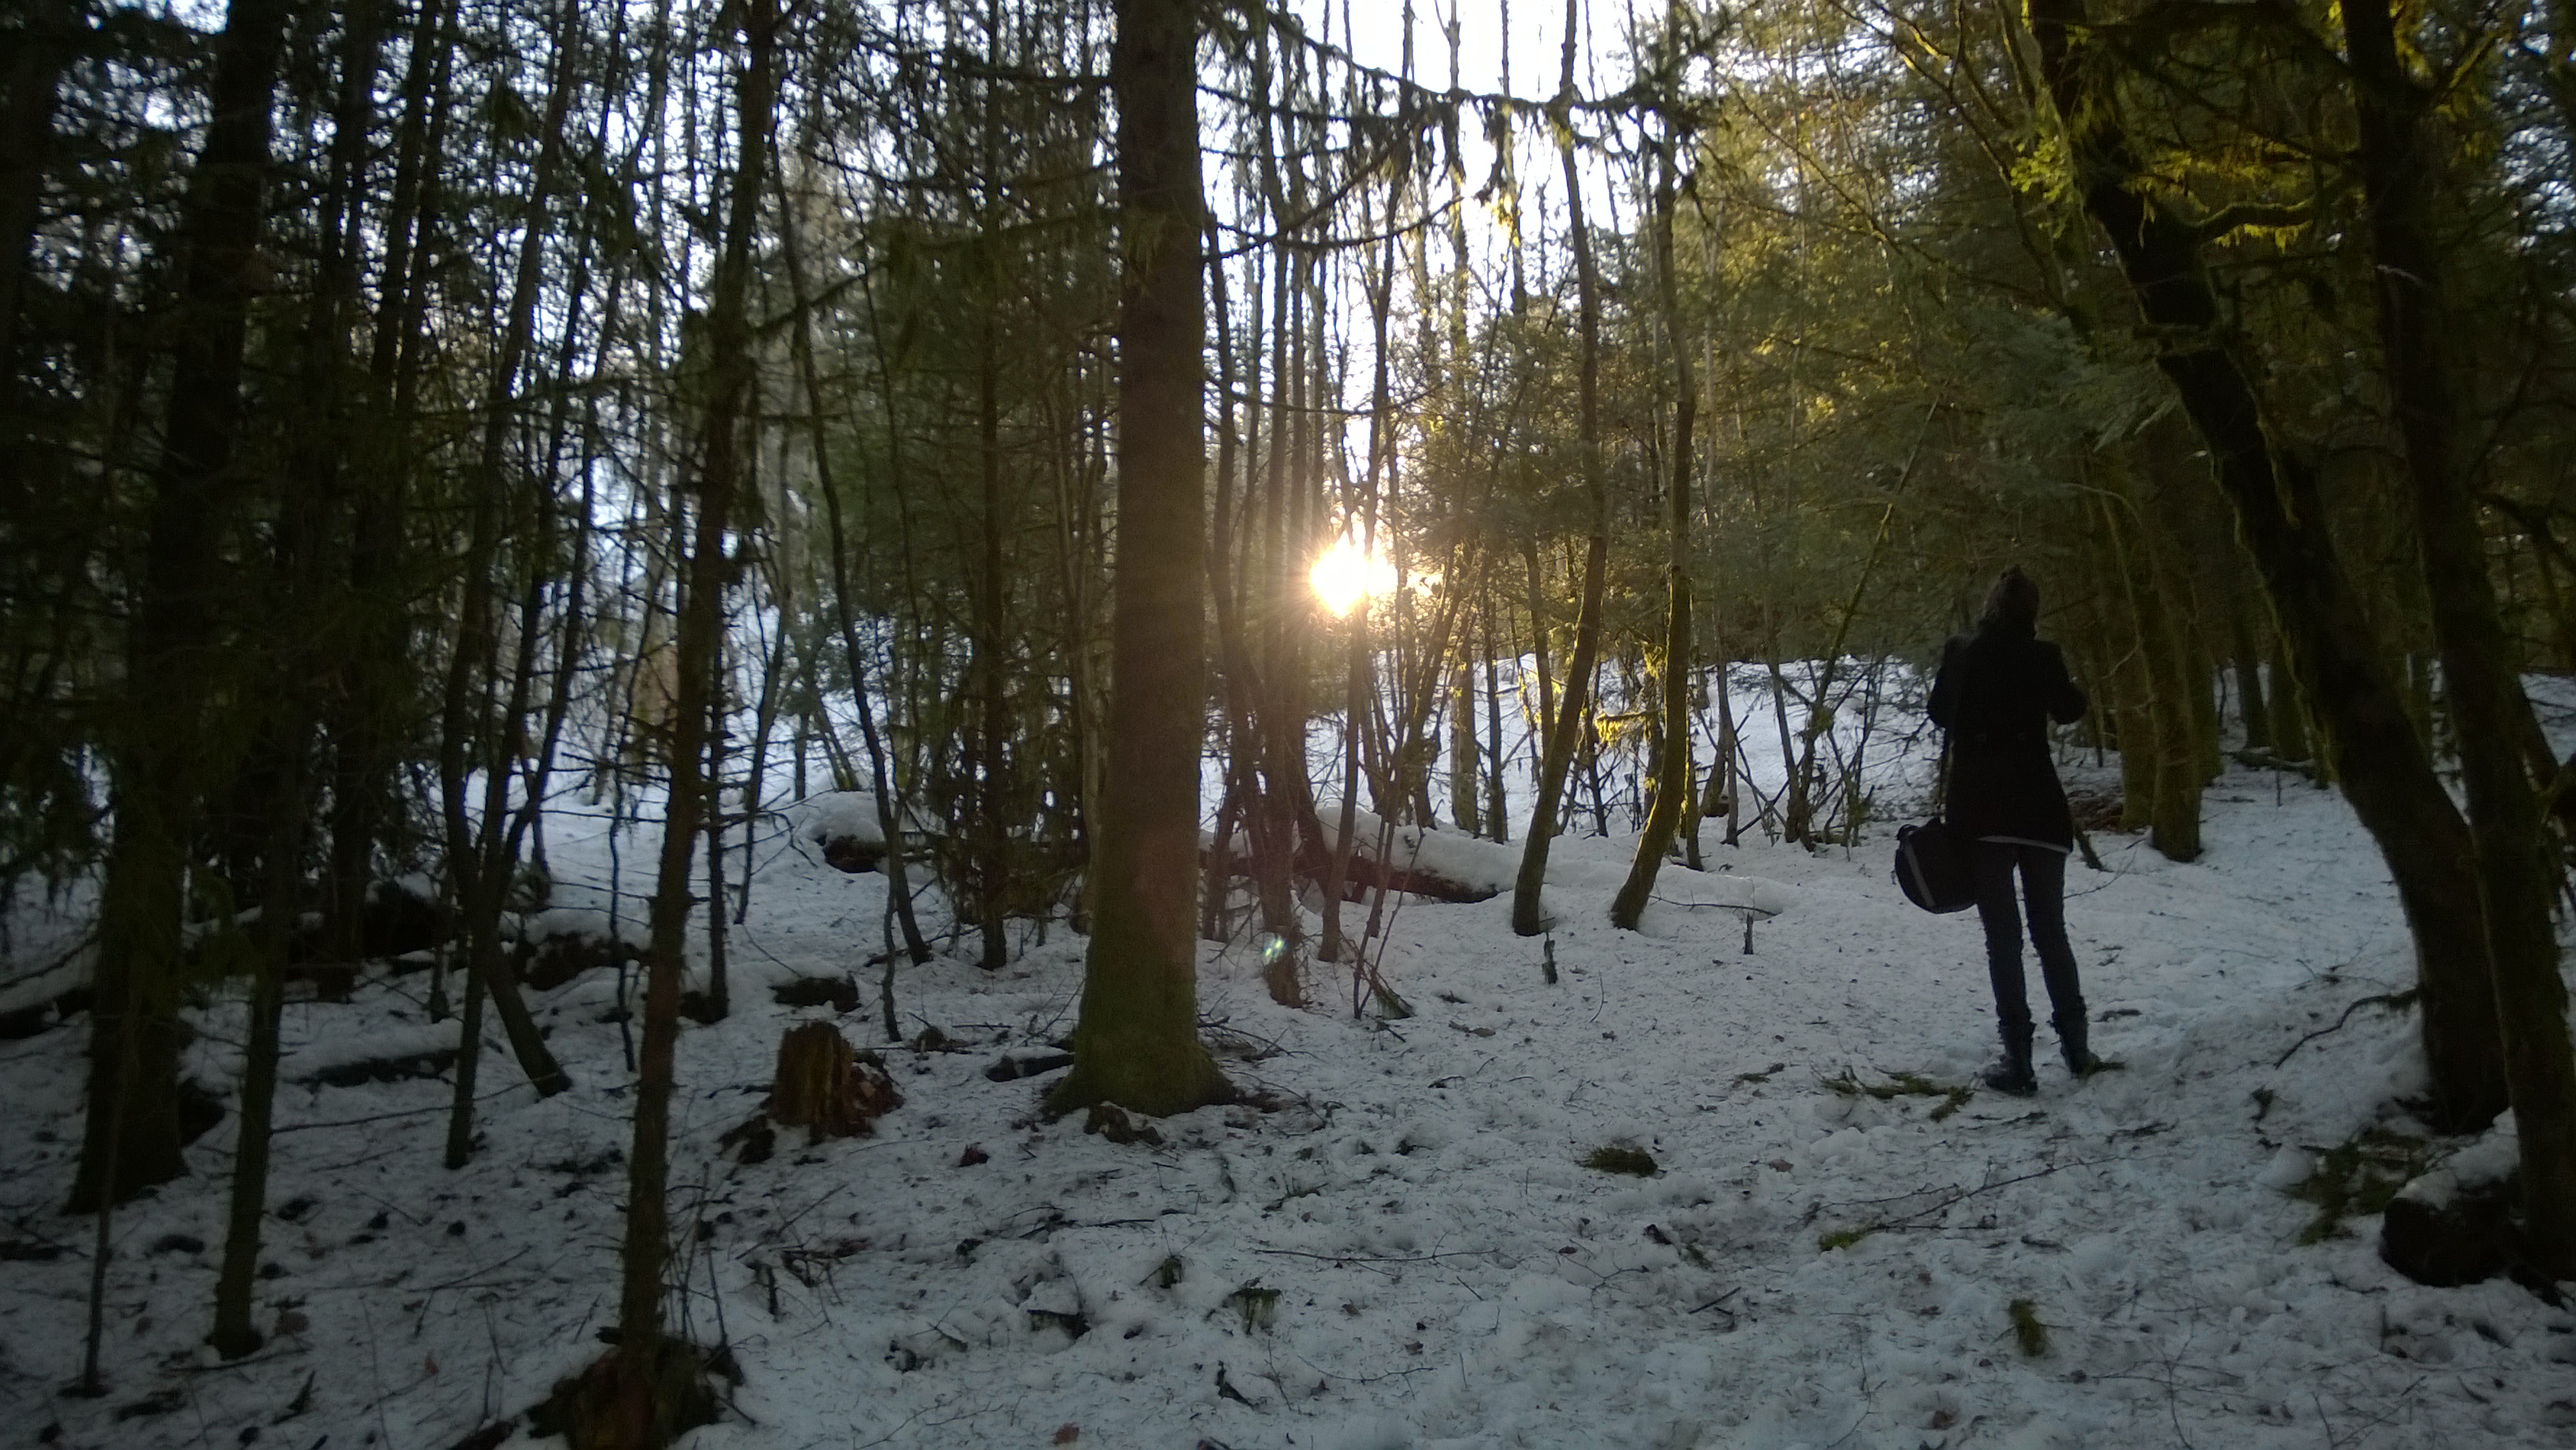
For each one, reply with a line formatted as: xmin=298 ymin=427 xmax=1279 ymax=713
xmin=1981 ymin=1027 xmax=2037 ymax=1097
xmin=2057 ymin=1016 xmax=2101 ymax=1077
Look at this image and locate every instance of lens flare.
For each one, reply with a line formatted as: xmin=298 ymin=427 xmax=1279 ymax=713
xmin=1310 ymin=535 xmax=1396 ymax=618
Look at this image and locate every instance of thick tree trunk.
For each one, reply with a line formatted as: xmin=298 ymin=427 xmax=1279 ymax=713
xmin=2345 ymin=0 xmax=2576 ymax=1269
xmin=2029 ymin=0 xmax=2507 ymax=1129
xmin=1046 ymin=0 xmax=1229 ymax=1119
xmin=74 ymin=0 xmax=296 ymax=1215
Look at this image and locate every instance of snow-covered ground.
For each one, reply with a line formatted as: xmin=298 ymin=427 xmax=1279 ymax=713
xmin=5 ymin=747 xmax=2575 ymax=1447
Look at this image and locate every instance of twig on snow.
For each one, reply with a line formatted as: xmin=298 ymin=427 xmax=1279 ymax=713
xmin=2271 ymin=989 xmax=2419 ymax=1069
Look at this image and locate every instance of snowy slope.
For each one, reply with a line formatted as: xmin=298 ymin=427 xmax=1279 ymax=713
xmin=2 ymin=766 xmax=2573 ymax=1449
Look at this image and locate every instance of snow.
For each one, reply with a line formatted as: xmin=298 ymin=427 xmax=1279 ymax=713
xmin=1309 ymin=800 xmax=1797 ymax=921
xmin=505 ymin=905 xmax=650 ymax=949
xmin=4 ymin=746 xmax=2575 ymax=1447
xmin=790 ymin=790 xmax=888 ymax=852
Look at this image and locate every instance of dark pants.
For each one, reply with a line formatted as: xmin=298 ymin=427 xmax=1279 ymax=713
xmin=1970 ymin=840 xmax=2084 ymax=1044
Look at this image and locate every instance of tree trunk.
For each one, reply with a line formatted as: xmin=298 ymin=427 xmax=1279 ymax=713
xmin=1204 ymin=220 xmax=1256 ymax=943
xmin=1245 ymin=49 xmax=1303 ymax=956
xmin=434 ymin=0 xmax=584 ymax=1150
xmin=701 ymin=637 xmax=731 ymax=1020
xmin=1046 ymin=0 xmax=1230 ymax=1119
xmin=1510 ymin=32 xmax=1613 ymax=938
xmin=2098 ymin=464 xmax=2200 ymax=862
xmin=2229 ymin=589 xmax=2271 ymax=750
xmin=1482 ymin=592 xmax=1509 ymax=841
xmin=974 ymin=317 xmax=1012 ymax=971
xmin=1523 ymin=543 xmax=1556 ymax=768
xmin=777 ymin=144 xmax=930 ymax=967
xmin=212 ymin=0 xmax=384 ymax=1349
xmin=1614 ymin=132 xmax=1697 ymax=929
xmin=2268 ymin=634 xmax=2313 ymax=766
xmin=2345 ymin=0 xmax=2576 ymax=1268
xmin=74 ymin=0 xmax=297 ymax=1215
xmin=326 ymin=0 xmax=456 ymax=968
xmin=616 ymin=0 xmax=776 ymax=1420
xmin=2028 ymin=0 xmax=2507 ymax=1130
xmin=1709 ymin=658 xmax=1742 ymax=845
xmin=1450 ymin=660 xmax=1480 ymax=835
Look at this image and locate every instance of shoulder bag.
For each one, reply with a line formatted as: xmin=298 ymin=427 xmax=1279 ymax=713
xmin=1895 ymin=653 xmax=1978 ymax=914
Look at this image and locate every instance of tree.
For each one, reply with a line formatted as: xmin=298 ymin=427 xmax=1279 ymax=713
xmin=606 ymin=0 xmax=779 ymax=1434
xmin=1511 ymin=3 xmax=1615 ymax=938
xmin=73 ymin=0 xmax=296 ymax=1217
xmin=2342 ymin=0 xmax=2576 ymax=1272
xmin=2023 ymin=0 xmax=2510 ymax=1130
xmin=1613 ymin=120 xmax=1698 ymax=930
xmin=1048 ymin=0 xmax=1231 ymax=1119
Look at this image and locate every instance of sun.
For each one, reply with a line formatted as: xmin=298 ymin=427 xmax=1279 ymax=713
xmin=1310 ymin=534 xmax=1396 ymax=618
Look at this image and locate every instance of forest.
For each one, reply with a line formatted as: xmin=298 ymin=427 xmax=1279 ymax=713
xmin=4 ymin=0 xmax=2576 ymax=1445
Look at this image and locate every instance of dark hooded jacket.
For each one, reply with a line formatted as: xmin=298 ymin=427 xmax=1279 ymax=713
xmin=1927 ymin=622 xmax=2089 ymax=848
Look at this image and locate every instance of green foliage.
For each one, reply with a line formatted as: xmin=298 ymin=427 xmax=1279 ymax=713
xmin=1818 ymin=1226 xmax=1876 ymax=1251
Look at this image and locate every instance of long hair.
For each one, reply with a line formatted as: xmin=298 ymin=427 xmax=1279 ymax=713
xmin=1980 ymin=566 xmax=2040 ymax=633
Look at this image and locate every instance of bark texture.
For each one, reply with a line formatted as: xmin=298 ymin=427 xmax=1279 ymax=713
xmin=1048 ymin=0 xmax=1230 ymax=1119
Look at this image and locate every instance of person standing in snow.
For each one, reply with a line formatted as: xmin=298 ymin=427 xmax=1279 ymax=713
xmin=1928 ymin=566 xmax=2100 ymax=1095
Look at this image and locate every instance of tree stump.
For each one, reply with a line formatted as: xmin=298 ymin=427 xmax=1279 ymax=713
xmin=767 ymin=1022 xmax=902 ymax=1142
xmin=2381 ymin=1176 xmax=2516 ymax=1287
